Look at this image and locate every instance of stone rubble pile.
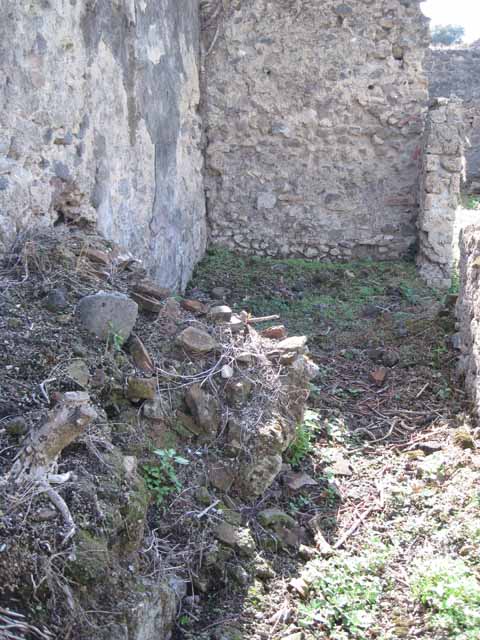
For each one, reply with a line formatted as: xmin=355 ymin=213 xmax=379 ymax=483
xmin=0 ymin=231 xmax=319 ymax=640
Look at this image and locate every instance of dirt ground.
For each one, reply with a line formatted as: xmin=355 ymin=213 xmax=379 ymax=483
xmin=179 ymin=248 xmax=480 ymax=640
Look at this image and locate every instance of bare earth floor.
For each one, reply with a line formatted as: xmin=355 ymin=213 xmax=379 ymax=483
xmin=180 ymin=248 xmax=480 ymax=640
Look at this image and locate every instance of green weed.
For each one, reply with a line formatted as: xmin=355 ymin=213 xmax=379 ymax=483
xmin=106 ymin=322 xmax=125 ymax=352
xmin=178 ymin=614 xmax=190 ymax=627
xmin=142 ymin=448 xmax=189 ymax=506
xmin=399 ymin=282 xmax=418 ymax=304
xmin=288 ymin=495 xmax=311 ymax=514
xmin=411 ymin=556 xmax=480 ymax=639
xmin=324 ymin=482 xmax=340 ymax=507
xmin=431 ymin=343 xmax=448 ymax=370
xmin=449 ymin=267 xmax=460 ymax=295
xmin=286 ymin=410 xmax=319 ymax=467
xmin=463 ymin=195 xmax=480 ymax=210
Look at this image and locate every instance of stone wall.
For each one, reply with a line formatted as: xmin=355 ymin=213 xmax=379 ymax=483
xmin=457 ymin=224 xmax=480 ymax=418
xmin=426 ymin=48 xmax=480 ymax=192
xmin=427 ymin=49 xmax=480 ymax=102
xmin=202 ymin=0 xmax=429 ymax=260
xmin=417 ymin=98 xmax=466 ymax=289
xmin=0 ymin=0 xmax=206 ymax=290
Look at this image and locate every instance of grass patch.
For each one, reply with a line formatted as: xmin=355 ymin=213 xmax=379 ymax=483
xmin=411 ymin=556 xmax=480 ymax=639
xmin=189 ymin=248 xmax=437 ymax=335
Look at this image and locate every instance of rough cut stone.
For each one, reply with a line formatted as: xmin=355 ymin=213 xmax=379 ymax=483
xmin=126 ymin=377 xmax=157 ymax=401
xmin=241 ymin=453 xmax=283 ymax=498
xmin=225 ymin=379 xmax=253 ymax=408
xmin=185 ymin=383 xmax=220 ymax=439
xmin=325 ymin=457 xmax=353 ymax=477
xmin=127 ymin=578 xmax=178 ymax=640
xmin=181 ymin=299 xmax=208 ymax=315
xmin=131 ymin=281 xmax=170 ymax=301
xmin=143 ymin=397 xmax=165 ymax=421
xmin=227 ymin=315 xmax=244 ymax=334
xmin=369 ymin=366 xmax=388 ymax=387
xmin=65 ymin=360 xmax=90 ymax=388
xmin=213 ymin=522 xmax=256 ymax=557
xmin=208 ymin=462 xmax=235 ymax=493
xmin=258 ymin=508 xmax=296 ymax=529
xmin=82 ymin=248 xmax=111 ymax=266
xmin=176 ymin=327 xmax=219 ymax=354
xmin=161 ymin=298 xmax=183 ymax=321
xmin=226 ymin=418 xmax=245 ymax=451
xmin=208 ymin=305 xmax=233 ymax=323
xmin=43 ymin=288 xmax=68 ymax=312
xmin=76 ymin=291 xmax=138 ymax=340
xmin=261 ymin=325 xmax=287 ymax=340
xmin=129 ymin=292 xmax=163 ymax=314
xmin=129 ymin=335 xmax=155 ymax=374
xmin=276 ymin=336 xmax=308 ymax=354
xmin=284 ymin=472 xmax=318 ymax=491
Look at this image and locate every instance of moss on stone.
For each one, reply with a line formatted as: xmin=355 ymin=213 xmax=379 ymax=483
xmin=120 ymin=474 xmax=149 ymax=554
xmin=68 ymin=529 xmax=110 ymax=585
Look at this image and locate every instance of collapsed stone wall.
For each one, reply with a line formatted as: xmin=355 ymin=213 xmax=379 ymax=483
xmin=457 ymin=224 xmax=480 ymax=419
xmin=417 ymin=98 xmax=466 ymax=289
xmin=202 ymin=0 xmax=429 ymax=260
xmin=426 ymin=48 xmax=480 ymax=192
xmin=0 ymin=0 xmax=206 ymax=290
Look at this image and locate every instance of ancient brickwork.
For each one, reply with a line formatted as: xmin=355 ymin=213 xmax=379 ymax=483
xmin=0 ymin=0 xmax=206 ymax=290
xmin=426 ymin=48 xmax=480 ymax=192
xmin=202 ymin=0 xmax=430 ymax=260
xmin=417 ymin=99 xmax=466 ymax=289
xmin=457 ymin=224 xmax=480 ymax=418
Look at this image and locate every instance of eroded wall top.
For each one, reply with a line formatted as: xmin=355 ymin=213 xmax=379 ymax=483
xmin=427 ymin=48 xmax=480 ymax=102
xmin=202 ymin=0 xmax=430 ymax=260
xmin=426 ymin=47 xmax=480 ymax=192
xmin=0 ymin=0 xmax=206 ymax=290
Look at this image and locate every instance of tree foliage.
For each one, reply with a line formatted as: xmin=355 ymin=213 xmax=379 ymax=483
xmin=431 ymin=24 xmax=465 ymax=46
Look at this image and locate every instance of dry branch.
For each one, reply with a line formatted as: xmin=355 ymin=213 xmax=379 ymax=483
xmin=248 ymin=314 xmax=281 ymax=324
xmin=0 ymin=607 xmax=53 ymax=640
xmin=7 ymin=392 xmax=97 ymax=483
xmin=3 ymin=392 xmax=97 ymax=544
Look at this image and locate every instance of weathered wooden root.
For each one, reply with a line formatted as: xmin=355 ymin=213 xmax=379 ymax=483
xmin=5 ymin=392 xmax=97 ymax=543
xmin=0 ymin=606 xmax=53 ymax=639
xmin=8 ymin=392 xmax=97 ymax=483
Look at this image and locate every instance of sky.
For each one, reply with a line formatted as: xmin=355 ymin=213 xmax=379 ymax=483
xmin=422 ymin=0 xmax=480 ymax=44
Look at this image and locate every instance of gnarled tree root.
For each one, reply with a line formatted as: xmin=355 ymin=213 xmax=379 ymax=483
xmin=5 ymin=392 xmax=97 ymax=543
